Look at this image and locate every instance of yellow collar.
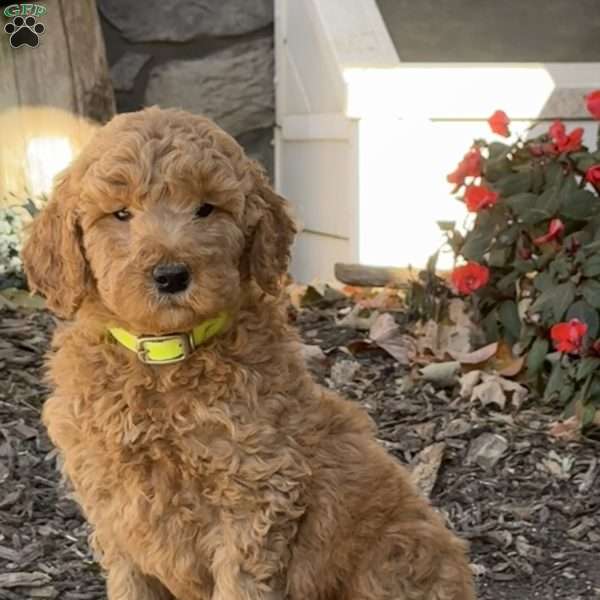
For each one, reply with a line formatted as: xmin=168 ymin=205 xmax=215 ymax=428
xmin=108 ymin=311 xmax=230 ymax=365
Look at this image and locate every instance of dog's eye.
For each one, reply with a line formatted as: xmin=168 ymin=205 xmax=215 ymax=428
xmin=114 ymin=209 xmax=132 ymax=221
xmin=195 ymin=203 xmax=214 ymax=219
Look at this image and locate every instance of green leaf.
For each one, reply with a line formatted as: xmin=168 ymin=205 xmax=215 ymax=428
xmin=560 ymin=190 xmax=600 ymax=221
xmin=581 ymin=279 xmax=600 ymax=308
xmin=527 ymin=337 xmax=549 ymax=376
xmin=576 ymin=357 xmax=600 ymax=381
xmin=531 ymin=164 xmax=545 ymax=194
xmin=544 ymin=360 xmax=565 ymax=401
xmin=583 ymin=255 xmax=600 ymax=277
xmin=496 ymin=224 xmax=520 ymax=246
xmin=485 ymin=158 xmax=512 ymax=182
xmin=559 ymin=381 xmax=576 ymax=406
xmin=572 ymin=153 xmax=598 ymax=172
xmin=426 ymin=251 xmax=439 ymax=273
xmin=495 ymin=171 xmax=532 ymax=196
xmin=530 ymin=287 xmax=555 ymax=315
xmin=566 ymin=299 xmax=600 ymax=338
xmin=505 ymin=193 xmax=537 ymax=216
xmin=538 ymin=186 xmax=562 ymax=216
xmin=582 ymin=254 xmax=600 ymax=277
xmin=544 ymin=162 xmax=565 ymax=188
xmin=549 ymin=258 xmax=572 ymax=281
xmin=488 ymin=247 xmax=510 ymax=267
xmin=513 ymin=259 xmax=536 ymax=274
xmin=497 ymin=270 xmax=520 ymax=292
xmin=582 ymin=402 xmax=598 ymax=429
xmin=583 ymin=240 xmax=600 ymax=253
xmin=488 ymin=142 xmax=511 ymax=160
xmin=482 ymin=308 xmax=499 ymax=342
xmin=534 ymin=271 xmax=555 ymax=292
xmin=551 ymin=281 xmax=576 ymax=322
xmin=520 ymin=208 xmax=552 ymax=225
xmin=499 ymin=300 xmax=521 ymax=343
xmin=447 ymin=231 xmax=465 ymax=254
xmin=461 ymin=227 xmax=495 ymax=261
xmin=437 ymin=221 xmax=456 ymax=232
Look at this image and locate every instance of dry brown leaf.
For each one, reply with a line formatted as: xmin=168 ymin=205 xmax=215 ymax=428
xmin=414 ymin=319 xmax=440 ymax=356
xmin=336 ymin=304 xmax=378 ymax=330
xmin=548 ymin=417 xmax=581 ymax=441
xmin=438 ymin=324 xmax=472 ymax=357
xmin=462 ymin=372 xmax=528 ymax=410
xmin=369 ymin=313 xmax=417 ymax=365
xmin=420 ymin=361 xmax=461 ymax=387
xmin=301 ymin=344 xmax=327 ymax=365
xmin=488 ymin=340 xmax=526 ymax=377
xmin=449 ymin=342 xmax=498 ymax=365
xmin=447 ymin=298 xmax=473 ymax=327
xmin=471 ymin=379 xmax=507 ymax=410
xmin=286 ymin=283 xmax=308 ymax=310
xmin=358 ymin=287 xmax=404 ymax=310
xmin=411 ymin=442 xmax=446 ymax=498
xmin=345 ymin=339 xmax=376 ymax=356
xmin=1 ymin=288 xmax=45 ymax=310
xmin=459 ymin=370 xmax=483 ymax=398
xmin=497 ymin=355 xmax=526 ymax=377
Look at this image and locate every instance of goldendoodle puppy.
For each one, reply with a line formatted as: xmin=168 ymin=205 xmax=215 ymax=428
xmin=22 ymin=107 xmax=476 ymax=600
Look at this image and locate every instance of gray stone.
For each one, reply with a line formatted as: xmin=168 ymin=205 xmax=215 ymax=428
xmin=110 ymin=53 xmax=151 ymax=92
xmin=238 ymin=127 xmax=274 ymax=177
xmin=467 ymin=433 xmax=508 ymax=471
xmin=99 ymin=0 xmax=273 ymax=43
xmin=145 ymin=38 xmax=274 ymax=137
xmin=377 ymin=0 xmax=600 ymax=62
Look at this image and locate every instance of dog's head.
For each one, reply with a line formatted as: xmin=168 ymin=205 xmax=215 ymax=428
xmin=22 ymin=108 xmax=296 ymax=333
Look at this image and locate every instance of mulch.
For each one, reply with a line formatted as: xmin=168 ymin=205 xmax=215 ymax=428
xmin=1 ymin=302 xmax=599 ymax=599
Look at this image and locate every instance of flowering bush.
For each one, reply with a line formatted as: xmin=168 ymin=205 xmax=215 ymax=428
xmin=445 ymin=93 xmax=600 ymax=430
xmin=0 ymin=196 xmax=40 ymax=289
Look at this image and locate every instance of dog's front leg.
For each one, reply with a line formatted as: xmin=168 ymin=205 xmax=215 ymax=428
xmin=210 ymin=511 xmax=294 ymax=600
xmin=107 ymin=558 xmax=174 ymax=600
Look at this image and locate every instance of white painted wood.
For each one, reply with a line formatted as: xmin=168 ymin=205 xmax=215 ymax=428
xmin=292 ymin=231 xmax=354 ymax=284
xmin=313 ymin=0 xmax=400 ymax=69
xmin=345 ymin=64 xmax=600 ymax=120
xmin=280 ymin=137 xmax=355 ymax=239
xmin=275 ymin=0 xmax=600 ymax=282
xmin=358 ymin=117 xmax=600 ymax=271
xmin=281 ymin=114 xmax=354 ymax=140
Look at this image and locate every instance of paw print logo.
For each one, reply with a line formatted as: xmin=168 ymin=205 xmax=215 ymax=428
xmin=4 ymin=15 xmax=45 ymax=48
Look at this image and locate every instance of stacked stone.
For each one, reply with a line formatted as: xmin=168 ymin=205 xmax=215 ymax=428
xmin=98 ymin=0 xmax=274 ymax=174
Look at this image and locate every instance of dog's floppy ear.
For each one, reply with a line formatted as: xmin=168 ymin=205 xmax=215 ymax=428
xmin=247 ymin=166 xmax=298 ymax=295
xmin=21 ymin=171 xmax=90 ymax=319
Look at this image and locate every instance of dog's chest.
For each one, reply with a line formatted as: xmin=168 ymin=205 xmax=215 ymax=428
xmin=89 ymin=404 xmax=244 ymax=597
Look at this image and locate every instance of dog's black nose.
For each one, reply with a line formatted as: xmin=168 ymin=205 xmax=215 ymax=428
xmin=152 ymin=263 xmax=190 ymax=294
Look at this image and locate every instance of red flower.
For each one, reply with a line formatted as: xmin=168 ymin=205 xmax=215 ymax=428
xmin=488 ymin=110 xmax=510 ymax=137
xmin=549 ymin=120 xmax=583 ymax=153
xmin=585 ymin=90 xmax=600 ymax=120
xmin=447 ymin=148 xmax=482 ymax=186
xmin=550 ymin=319 xmax=588 ymax=354
xmin=533 ymin=218 xmax=565 ymax=245
xmin=464 ymin=185 xmax=499 ymax=213
xmin=451 ymin=262 xmax=489 ymax=295
xmin=585 ymin=164 xmax=600 ymax=186
xmin=549 ymin=120 xmax=565 ymax=141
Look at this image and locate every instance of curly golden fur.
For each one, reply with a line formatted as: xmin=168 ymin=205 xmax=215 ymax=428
xmin=22 ymin=107 xmax=476 ymax=600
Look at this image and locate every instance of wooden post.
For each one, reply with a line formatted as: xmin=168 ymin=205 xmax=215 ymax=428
xmin=0 ymin=0 xmax=115 ymax=120
xmin=0 ymin=0 xmax=115 ymax=203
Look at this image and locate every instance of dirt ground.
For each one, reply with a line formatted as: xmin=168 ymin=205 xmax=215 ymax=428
xmin=1 ymin=303 xmax=599 ymax=599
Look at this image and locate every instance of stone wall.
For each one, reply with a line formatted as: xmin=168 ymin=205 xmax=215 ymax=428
xmin=97 ymin=0 xmax=275 ymax=176
xmin=376 ymin=0 xmax=600 ymax=62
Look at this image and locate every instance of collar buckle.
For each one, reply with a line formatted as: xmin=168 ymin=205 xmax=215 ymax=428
xmin=136 ymin=333 xmax=195 ymax=365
